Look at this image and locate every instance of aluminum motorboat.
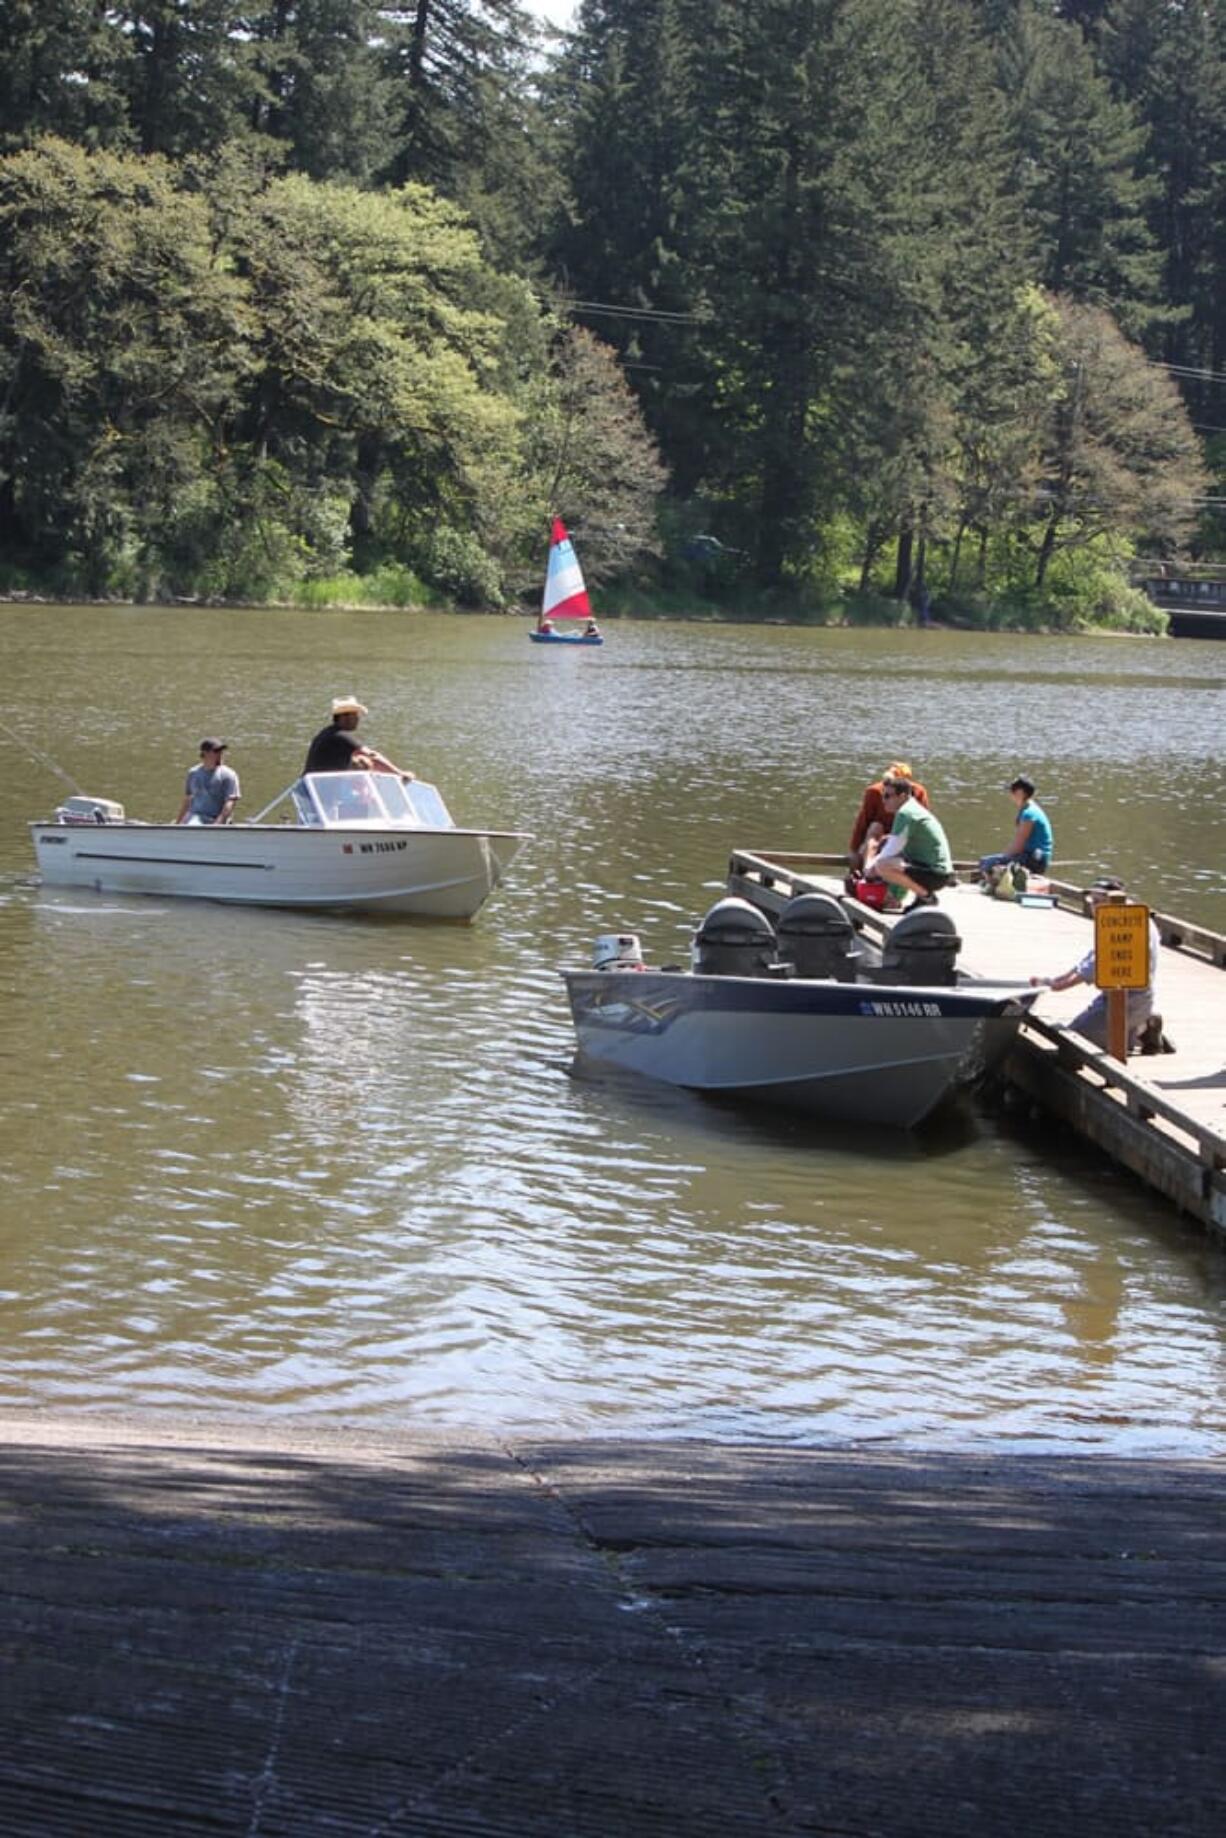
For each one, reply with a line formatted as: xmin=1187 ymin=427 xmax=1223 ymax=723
xmin=30 ymin=771 xmax=528 ymax=921
xmin=563 ymin=894 xmax=1039 ymax=1127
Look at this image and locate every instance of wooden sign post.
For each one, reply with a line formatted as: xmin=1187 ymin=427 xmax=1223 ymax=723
xmin=1093 ymin=895 xmax=1150 ymax=1062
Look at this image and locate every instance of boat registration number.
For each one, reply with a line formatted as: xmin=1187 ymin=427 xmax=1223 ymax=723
xmin=859 ymin=999 xmax=943 ymax=1018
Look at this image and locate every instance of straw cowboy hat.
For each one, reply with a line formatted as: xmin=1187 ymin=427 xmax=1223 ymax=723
xmin=331 ymin=696 xmax=368 ymax=718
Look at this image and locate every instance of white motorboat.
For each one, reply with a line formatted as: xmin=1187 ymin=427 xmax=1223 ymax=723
xmin=30 ymin=771 xmax=528 ymax=921
xmin=563 ymin=894 xmax=1039 ymax=1127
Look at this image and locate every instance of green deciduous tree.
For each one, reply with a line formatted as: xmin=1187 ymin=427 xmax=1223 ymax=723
xmin=0 ymin=137 xmax=251 ymax=591
xmin=518 ymin=324 xmax=665 ymax=586
xmin=1028 ymin=294 xmax=1206 ymax=587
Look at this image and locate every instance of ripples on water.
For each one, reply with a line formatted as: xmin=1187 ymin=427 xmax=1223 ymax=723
xmin=1 ymin=609 xmax=1224 ymax=1451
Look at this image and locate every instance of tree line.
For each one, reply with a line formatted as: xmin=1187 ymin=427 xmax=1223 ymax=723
xmin=1 ymin=1 xmax=1223 ymax=626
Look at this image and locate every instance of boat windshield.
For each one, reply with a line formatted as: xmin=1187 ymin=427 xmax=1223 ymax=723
xmin=292 ymin=773 xmax=453 ymax=829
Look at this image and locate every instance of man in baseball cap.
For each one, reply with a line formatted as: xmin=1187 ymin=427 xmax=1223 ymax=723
xmin=175 ymin=738 xmax=240 ymax=825
xmin=1029 ymin=876 xmax=1160 ymax=1052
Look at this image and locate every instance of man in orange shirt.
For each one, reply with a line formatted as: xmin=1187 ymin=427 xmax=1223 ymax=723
xmin=847 ymin=760 xmax=930 ymax=872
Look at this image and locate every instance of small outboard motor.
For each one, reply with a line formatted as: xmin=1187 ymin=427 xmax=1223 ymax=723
xmin=692 ymin=897 xmax=777 ymax=978
xmin=776 ymin=892 xmax=860 ymax=982
xmin=592 ymin=933 xmax=645 ymax=971
xmin=880 ymin=907 xmax=961 ymax=987
xmin=55 ymin=795 xmax=125 ymax=825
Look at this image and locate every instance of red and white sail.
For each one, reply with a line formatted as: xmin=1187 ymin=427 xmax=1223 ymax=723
xmin=540 ymin=518 xmax=592 ymax=623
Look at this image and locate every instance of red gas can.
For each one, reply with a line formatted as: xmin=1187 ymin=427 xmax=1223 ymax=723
xmin=853 ymin=878 xmax=889 ymax=909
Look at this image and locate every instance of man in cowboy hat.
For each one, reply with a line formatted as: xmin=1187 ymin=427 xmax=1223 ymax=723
xmin=175 ymin=738 xmax=240 ymax=825
xmin=304 ymin=697 xmax=414 ymax=778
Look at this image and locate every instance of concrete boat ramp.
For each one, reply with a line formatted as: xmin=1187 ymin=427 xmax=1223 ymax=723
xmin=728 ymin=852 xmax=1226 ymax=1237
xmin=2 ymin=1412 xmax=1226 ymax=1836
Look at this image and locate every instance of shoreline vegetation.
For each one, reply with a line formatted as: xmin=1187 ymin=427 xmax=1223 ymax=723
xmin=0 ymin=580 xmax=1168 ymax=637
xmin=3 ymin=5 xmax=1222 ymax=643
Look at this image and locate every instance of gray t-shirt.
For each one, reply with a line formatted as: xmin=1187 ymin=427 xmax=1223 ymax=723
xmin=184 ymin=762 xmax=240 ymax=821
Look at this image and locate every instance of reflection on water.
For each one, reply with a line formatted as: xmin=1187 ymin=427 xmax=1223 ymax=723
xmin=1 ymin=607 xmax=1224 ymax=1451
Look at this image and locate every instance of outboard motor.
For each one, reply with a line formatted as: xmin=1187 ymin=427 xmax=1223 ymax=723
xmin=55 ymin=795 xmax=124 ymax=825
xmin=776 ymin=892 xmax=860 ymax=981
xmin=592 ymin=933 xmax=645 ymax=971
xmin=692 ymin=897 xmax=777 ymax=978
xmin=880 ymin=907 xmax=961 ymax=987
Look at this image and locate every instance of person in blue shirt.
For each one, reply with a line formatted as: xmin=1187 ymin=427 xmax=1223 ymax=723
xmin=979 ymin=774 xmax=1053 ymax=874
xmin=175 ymin=739 xmax=240 ymax=825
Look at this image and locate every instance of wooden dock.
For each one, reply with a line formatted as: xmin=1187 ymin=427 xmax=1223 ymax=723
xmin=1134 ymin=567 xmax=1226 ymax=638
xmin=2 ymin=1413 xmax=1225 ymax=1836
xmin=727 ymin=851 xmax=1226 ymax=1237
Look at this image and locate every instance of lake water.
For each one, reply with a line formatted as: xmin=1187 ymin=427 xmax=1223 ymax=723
xmin=2 ymin=605 xmax=1224 ymax=1452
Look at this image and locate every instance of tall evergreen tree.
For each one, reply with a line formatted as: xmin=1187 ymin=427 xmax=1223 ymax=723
xmin=843 ymin=0 xmax=1037 ymax=599
xmin=248 ymin=0 xmax=401 ymax=183
xmin=996 ymin=1 xmax=1165 ymax=337
xmin=0 ymin=0 xmax=131 ymax=153
xmin=677 ymin=0 xmax=937 ymax=586
xmin=1100 ymin=0 xmax=1226 ymax=392
xmin=548 ymin=1 xmax=698 ymax=460
xmin=104 ymin=3 xmax=264 ymax=159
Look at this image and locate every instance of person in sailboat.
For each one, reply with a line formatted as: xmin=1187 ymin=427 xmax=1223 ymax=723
xmin=584 ymin=619 xmax=601 ymax=637
xmin=537 ymin=617 xmax=555 ymax=634
xmin=304 ymin=697 xmax=415 ymax=779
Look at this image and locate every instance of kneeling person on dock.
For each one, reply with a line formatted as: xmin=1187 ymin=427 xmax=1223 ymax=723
xmin=847 ymin=760 xmax=929 ymax=874
xmin=863 ymin=777 xmax=954 ymax=909
xmin=1029 ymin=877 xmax=1160 ymax=1052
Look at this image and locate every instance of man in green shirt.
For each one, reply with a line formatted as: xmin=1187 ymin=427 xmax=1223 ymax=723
xmin=863 ymin=775 xmax=954 ymax=908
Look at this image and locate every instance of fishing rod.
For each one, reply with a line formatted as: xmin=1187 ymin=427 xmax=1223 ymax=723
xmin=0 ymin=714 xmax=86 ymax=798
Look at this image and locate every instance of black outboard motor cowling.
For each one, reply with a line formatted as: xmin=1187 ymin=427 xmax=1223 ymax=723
xmin=881 ymin=908 xmax=961 ymax=987
xmin=776 ymin=892 xmax=860 ymax=981
xmin=693 ymin=897 xmax=777 ymax=977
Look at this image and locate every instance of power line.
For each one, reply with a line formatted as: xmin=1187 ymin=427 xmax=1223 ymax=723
xmin=1149 ymin=359 xmax=1226 ymax=387
xmin=564 ymin=298 xmax=708 ymax=325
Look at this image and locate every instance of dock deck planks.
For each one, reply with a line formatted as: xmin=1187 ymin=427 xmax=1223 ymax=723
xmin=727 ymin=851 xmax=1226 ymax=1235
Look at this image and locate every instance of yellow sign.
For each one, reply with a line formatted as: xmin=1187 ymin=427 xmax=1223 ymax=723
xmin=1094 ymin=900 xmax=1150 ymax=991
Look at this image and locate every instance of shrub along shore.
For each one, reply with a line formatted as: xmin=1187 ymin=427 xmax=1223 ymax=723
xmin=0 ymin=579 xmax=1168 ymax=637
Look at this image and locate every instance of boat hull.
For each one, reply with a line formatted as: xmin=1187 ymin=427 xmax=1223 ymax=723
xmin=528 ymin=631 xmax=603 ymax=645
xmin=30 ymin=822 xmax=527 ymax=921
xmin=563 ymin=970 xmax=1035 ymax=1127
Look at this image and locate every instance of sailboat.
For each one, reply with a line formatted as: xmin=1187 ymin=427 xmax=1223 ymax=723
xmin=529 ymin=518 xmax=604 ymax=645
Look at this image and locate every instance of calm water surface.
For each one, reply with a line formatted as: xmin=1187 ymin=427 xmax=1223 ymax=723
xmin=2 ymin=606 xmax=1224 ymax=1452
